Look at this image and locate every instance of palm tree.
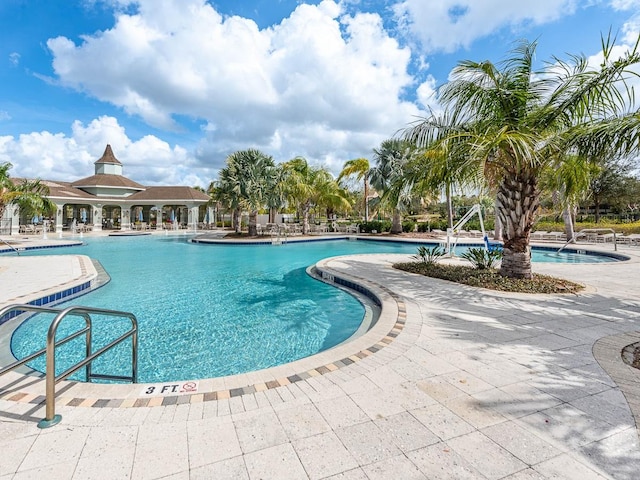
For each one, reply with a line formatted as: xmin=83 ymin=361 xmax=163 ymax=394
xmin=282 ymin=157 xmax=350 ymax=234
xmin=404 ymin=37 xmax=640 ymax=278
xmin=264 ymin=165 xmax=287 ymax=224
xmin=338 ymin=158 xmax=370 ymax=221
xmin=214 ymin=171 xmax=242 ymax=233
xmin=217 ymin=149 xmax=276 ymax=235
xmin=541 ymin=154 xmax=596 ymax=241
xmin=1 ymin=162 xmax=55 ymax=226
xmin=369 ymin=139 xmax=417 ymax=234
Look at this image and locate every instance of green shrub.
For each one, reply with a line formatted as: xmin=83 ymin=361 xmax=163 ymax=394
xmin=460 ymin=247 xmax=503 ymax=269
xmin=358 ymin=220 xmax=391 ymax=233
xmin=412 ymin=245 xmax=445 ymax=265
xmin=402 ymin=220 xmax=416 ymax=232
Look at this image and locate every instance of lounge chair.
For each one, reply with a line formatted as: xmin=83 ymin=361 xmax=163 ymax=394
xmin=627 ymin=234 xmax=640 ymax=246
xmin=543 ymin=231 xmax=565 ymax=241
xmin=531 ymin=231 xmax=548 ymax=241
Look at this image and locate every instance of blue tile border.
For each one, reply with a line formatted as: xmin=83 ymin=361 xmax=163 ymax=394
xmin=0 ymin=281 xmax=92 ymax=325
xmin=0 ymin=241 xmax=83 ymax=255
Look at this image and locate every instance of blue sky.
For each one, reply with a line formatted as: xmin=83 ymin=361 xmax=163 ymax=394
xmin=1 ymin=0 xmax=639 ymax=186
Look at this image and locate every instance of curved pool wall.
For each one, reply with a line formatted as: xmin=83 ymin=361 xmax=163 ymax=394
xmin=0 ymin=253 xmax=407 ymax=409
xmin=2 ymin=235 xmax=628 ymax=385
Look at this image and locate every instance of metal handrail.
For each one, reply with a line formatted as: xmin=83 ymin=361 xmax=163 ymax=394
xmin=0 ymin=237 xmax=21 ymax=255
xmin=270 ymin=224 xmax=287 ymax=245
xmin=557 ymin=228 xmax=618 ymax=254
xmin=0 ymin=304 xmax=138 ymax=428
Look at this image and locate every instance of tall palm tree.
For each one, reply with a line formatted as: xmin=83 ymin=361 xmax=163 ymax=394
xmin=338 ymin=158 xmax=370 ymax=221
xmin=369 ymin=139 xmax=416 ymax=234
xmin=541 ymin=154 xmax=596 ymax=241
xmin=282 ymin=157 xmax=350 ymax=234
xmin=218 ymin=149 xmax=277 ymax=235
xmin=214 ymin=170 xmax=242 ymax=233
xmin=264 ymin=165 xmax=287 ymax=223
xmin=404 ymin=37 xmax=640 ymax=278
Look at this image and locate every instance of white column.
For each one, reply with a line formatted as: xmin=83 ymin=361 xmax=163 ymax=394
xmin=207 ymin=205 xmax=215 ymax=227
xmin=188 ymin=205 xmax=199 ymax=231
xmin=54 ymin=204 xmax=64 ymax=234
xmin=9 ymin=203 xmax=20 ymax=235
xmin=156 ymin=205 xmax=164 ymax=229
xmin=93 ymin=204 xmax=103 ymax=231
xmin=121 ymin=205 xmax=132 ymax=230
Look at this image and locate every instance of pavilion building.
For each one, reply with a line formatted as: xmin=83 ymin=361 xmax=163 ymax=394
xmin=3 ymin=144 xmax=212 ymax=235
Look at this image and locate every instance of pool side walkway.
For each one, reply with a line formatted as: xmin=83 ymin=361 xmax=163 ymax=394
xmin=0 ymin=235 xmax=639 ymax=479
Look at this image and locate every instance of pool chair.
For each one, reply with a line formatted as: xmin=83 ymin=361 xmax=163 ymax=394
xmin=531 ymin=231 xmax=548 ymax=241
xmin=627 ymin=234 xmax=640 ymax=246
xmin=543 ymin=231 xmax=566 ymax=241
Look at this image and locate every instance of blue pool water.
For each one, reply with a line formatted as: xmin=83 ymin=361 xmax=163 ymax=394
xmin=8 ymin=236 xmax=618 ymax=382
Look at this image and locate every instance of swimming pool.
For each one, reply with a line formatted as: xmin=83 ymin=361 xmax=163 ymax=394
xmin=8 ymin=236 xmax=620 ymax=383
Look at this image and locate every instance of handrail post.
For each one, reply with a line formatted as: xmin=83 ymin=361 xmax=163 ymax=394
xmin=38 ymin=312 xmax=63 ymax=428
xmin=37 ymin=308 xmax=91 ymax=429
xmin=132 ymin=320 xmax=138 ymax=383
xmin=86 ymin=317 xmax=92 ymax=381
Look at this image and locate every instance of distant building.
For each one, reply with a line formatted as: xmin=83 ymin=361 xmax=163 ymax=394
xmin=3 ymin=144 xmax=211 ymax=235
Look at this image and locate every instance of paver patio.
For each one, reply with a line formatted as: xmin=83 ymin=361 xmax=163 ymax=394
xmin=1 ymin=235 xmax=639 ymax=479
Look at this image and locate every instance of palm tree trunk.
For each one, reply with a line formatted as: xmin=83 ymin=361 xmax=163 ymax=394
xmin=364 ymin=178 xmax=369 ymax=222
xmin=391 ymin=208 xmax=402 ymax=234
xmin=233 ymin=207 xmax=241 ymax=233
xmin=446 ymin=183 xmax=454 ymax=229
xmin=248 ymin=210 xmax=258 ymax=236
xmin=562 ymin=204 xmax=575 ymax=242
xmin=302 ymin=202 xmax=311 ymax=235
xmin=496 ymin=172 xmax=539 ymax=279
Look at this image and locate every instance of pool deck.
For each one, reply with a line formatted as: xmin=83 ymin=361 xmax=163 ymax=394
xmin=1 ymin=232 xmax=640 ymax=479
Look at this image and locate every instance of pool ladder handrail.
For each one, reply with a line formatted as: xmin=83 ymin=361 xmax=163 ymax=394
xmin=0 ymin=237 xmax=21 ymax=255
xmin=270 ymin=224 xmax=287 ymax=245
xmin=556 ymin=228 xmax=617 ymax=254
xmin=0 ymin=304 xmax=138 ymax=428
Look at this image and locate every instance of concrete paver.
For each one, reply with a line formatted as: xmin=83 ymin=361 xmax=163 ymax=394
xmin=1 ymin=236 xmax=640 ymax=478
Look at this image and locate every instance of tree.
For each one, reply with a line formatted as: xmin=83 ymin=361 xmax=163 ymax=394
xmin=404 ymin=37 xmax=640 ymax=278
xmin=587 ymin=158 xmax=635 ymax=222
xmin=0 ymin=162 xmax=55 ymax=224
xmin=541 ymin=154 xmax=596 ymax=240
xmin=217 ymin=149 xmax=276 ymax=235
xmin=338 ymin=158 xmax=370 ymax=221
xmin=369 ymin=139 xmax=416 ymax=234
xmin=282 ymin=157 xmax=350 ymax=234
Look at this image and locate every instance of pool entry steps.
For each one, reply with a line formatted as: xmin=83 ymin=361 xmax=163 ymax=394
xmin=0 ymin=304 xmax=138 ymax=428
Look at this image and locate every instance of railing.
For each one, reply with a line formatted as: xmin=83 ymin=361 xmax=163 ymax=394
xmin=270 ymin=225 xmax=287 ymax=245
xmin=0 ymin=304 xmax=138 ymax=428
xmin=0 ymin=237 xmax=21 ymax=255
xmin=557 ymin=228 xmax=618 ymax=254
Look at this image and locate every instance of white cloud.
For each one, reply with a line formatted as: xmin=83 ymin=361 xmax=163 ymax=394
xmin=45 ymin=0 xmax=422 ymax=174
xmin=0 ymin=111 xmax=10 ymax=121
xmin=610 ymin=0 xmax=640 ymax=10
xmin=0 ymin=116 xmax=214 ymax=187
xmin=394 ymin=0 xmax=578 ymax=53
xmin=415 ymin=75 xmax=438 ymax=111
xmin=9 ymin=52 xmax=20 ymax=66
